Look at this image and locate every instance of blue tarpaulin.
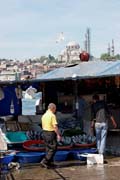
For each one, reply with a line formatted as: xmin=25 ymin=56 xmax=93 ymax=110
xmin=38 ymin=60 xmax=120 ymax=81
xmin=0 ymin=86 xmax=21 ymax=116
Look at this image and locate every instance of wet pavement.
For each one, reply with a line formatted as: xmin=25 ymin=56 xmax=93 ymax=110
xmin=3 ymin=156 xmax=120 ymax=180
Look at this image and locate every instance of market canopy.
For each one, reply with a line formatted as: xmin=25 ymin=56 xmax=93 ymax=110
xmin=1 ymin=60 xmax=120 ymax=86
xmin=37 ymin=60 xmax=120 ymax=81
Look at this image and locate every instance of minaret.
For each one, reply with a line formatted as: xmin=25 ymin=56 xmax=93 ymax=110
xmin=84 ymin=33 xmax=88 ymax=52
xmin=86 ymin=28 xmax=90 ymax=55
xmin=108 ymin=43 xmax=110 ymax=56
xmin=111 ymin=39 xmax=114 ymax=57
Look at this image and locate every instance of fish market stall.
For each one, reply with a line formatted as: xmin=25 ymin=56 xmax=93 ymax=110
xmin=0 ymin=60 xmax=120 ymax=156
xmin=38 ymin=60 xmax=120 ymax=155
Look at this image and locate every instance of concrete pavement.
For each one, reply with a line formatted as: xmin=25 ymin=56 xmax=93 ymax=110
xmin=3 ymin=156 xmax=120 ymax=180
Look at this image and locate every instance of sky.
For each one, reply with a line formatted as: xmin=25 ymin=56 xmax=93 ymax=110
xmin=0 ymin=0 xmax=120 ymax=61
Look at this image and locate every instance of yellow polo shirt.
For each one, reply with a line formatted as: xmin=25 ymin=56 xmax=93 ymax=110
xmin=41 ymin=109 xmax=58 ymax=131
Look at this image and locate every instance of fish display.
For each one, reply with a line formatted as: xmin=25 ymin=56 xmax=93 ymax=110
xmin=57 ymin=134 xmax=96 ymax=146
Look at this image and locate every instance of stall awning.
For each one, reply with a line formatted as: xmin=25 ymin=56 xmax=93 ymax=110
xmin=0 ymin=60 xmax=120 ymax=85
xmin=37 ymin=60 xmax=120 ymax=81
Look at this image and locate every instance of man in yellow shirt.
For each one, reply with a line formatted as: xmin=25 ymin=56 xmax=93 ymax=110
xmin=40 ymin=103 xmax=61 ymax=168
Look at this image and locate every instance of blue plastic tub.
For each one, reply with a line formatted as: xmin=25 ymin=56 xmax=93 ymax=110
xmin=71 ymin=148 xmax=97 ymax=161
xmin=15 ymin=152 xmax=45 ymax=164
xmin=0 ymin=154 xmax=15 ymax=165
xmin=54 ymin=151 xmax=69 ymax=161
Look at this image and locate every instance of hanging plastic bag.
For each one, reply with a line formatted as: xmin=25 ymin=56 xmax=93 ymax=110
xmin=0 ymin=128 xmax=8 ymax=151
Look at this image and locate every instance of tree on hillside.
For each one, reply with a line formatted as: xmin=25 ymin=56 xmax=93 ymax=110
xmin=100 ymin=53 xmax=111 ymax=60
xmin=48 ymin=54 xmax=55 ymax=61
xmin=115 ymin=54 xmax=120 ymax=60
xmin=100 ymin=53 xmax=120 ymax=60
xmin=40 ymin=56 xmax=48 ymax=63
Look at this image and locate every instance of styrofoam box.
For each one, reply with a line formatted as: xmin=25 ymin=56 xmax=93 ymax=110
xmin=80 ymin=153 xmax=104 ymax=165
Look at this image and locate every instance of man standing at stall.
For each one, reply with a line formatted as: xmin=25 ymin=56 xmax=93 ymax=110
xmin=40 ymin=103 xmax=61 ymax=169
xmin=91 ymin=94 xmax=117 ymax=155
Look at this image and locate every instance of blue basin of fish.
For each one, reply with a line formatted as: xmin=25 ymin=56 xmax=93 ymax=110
xmin=15 ymin=152 xmax=45 ymax=164
xmin=54 ymin=151 xmax=69 ymax=161
xmin=71 ymin=148 xmax=97 ymax=161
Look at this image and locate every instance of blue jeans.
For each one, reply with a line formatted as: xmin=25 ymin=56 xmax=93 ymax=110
xmin=95 ymin=122 xmax=108 ymax=154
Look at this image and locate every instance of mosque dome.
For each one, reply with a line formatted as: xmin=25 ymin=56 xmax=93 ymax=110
xmin=59 ymin=49 xmax=67 ymax=56
xmin=66 ymin=41 xmax=80 ymax=50
xmin=70 ymin=50 xmax=80 ymax=56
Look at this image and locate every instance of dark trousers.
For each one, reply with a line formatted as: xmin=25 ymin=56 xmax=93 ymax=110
xmin=42 ymin=131 xmax=57 ymax=164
